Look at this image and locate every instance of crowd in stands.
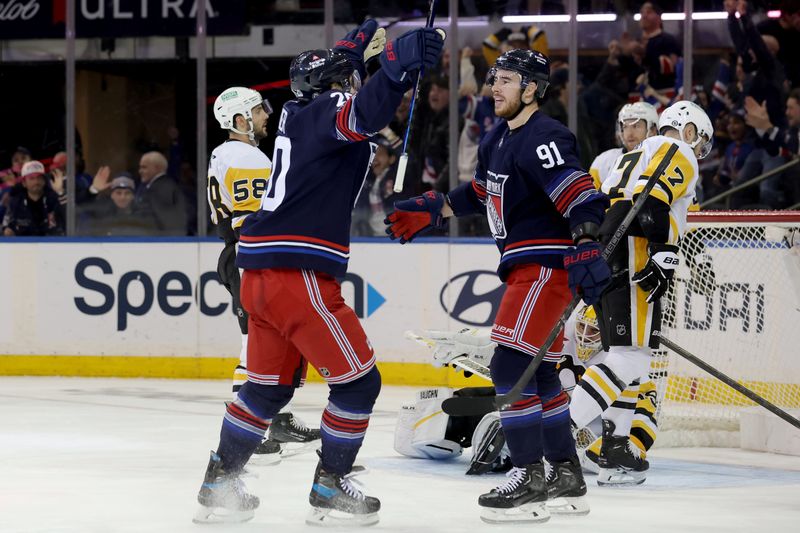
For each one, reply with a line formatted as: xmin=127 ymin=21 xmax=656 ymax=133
xmin=2 ymin=1 xmax=798 ymax=238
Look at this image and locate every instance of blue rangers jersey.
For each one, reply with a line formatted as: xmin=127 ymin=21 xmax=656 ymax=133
xmin=448 ymin=111 xmax=608 ymax=280
xmin=237 ymin=69 xmax=407 ymax=277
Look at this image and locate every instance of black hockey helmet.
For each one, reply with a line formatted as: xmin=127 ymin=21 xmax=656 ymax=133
xmin=289 ymin=49 xmax=359 ymax=101
xmin=487 ymin=48 xmax=550 ymax=99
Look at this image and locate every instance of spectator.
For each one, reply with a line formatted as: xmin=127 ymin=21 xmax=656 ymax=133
xmin=136 ymin=151 xmax=187 ymax=235
xmin=727 ymin=0 xmax=789 ymax=207
xmin=0 ymin=146 xmax=32 ymax=218
xmin=48 ymin=150 xmax=111 ymax=206
xmin=482 ymin=25 xmax=549 ymax=68
xmin=85 ymin=175 xmax=158 ymax=236
xmin=709 ymin=112 xmax=756 ymax=203
xmin=409 ymin=74 xmax=458 ymax=194
xmin=49 ymin=152 xmax=112 ymax=209
xmin=639 ymin=2 xmax=682 ymax=94
xmin=745 ymin=89 xmax=800 ymax=205
xmin=2 ymin=161 xmax=64 ymax=236
xmin=756 ymin=0 xmax=800 ymax=88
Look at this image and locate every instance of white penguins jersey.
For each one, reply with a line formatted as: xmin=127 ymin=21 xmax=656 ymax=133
xmin=588 ymin=147 xmax=623 ymax=188
xmin=600 ymin=135 xmax=699 ymax=244
xmin=207 ymin=140 xmax=272 ymax=230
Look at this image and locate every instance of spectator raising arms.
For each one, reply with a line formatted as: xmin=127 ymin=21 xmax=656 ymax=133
xmin=2 ymin=161 xmax=64 ymax=236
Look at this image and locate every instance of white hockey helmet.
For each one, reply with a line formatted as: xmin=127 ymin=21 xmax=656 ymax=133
xmin=213 ymin=86 xmax=272 ymax=140
xmin=618 ymin=102 xmax=659 ymax=134
xmin=658 ymin=100 xmax=714 ymax=159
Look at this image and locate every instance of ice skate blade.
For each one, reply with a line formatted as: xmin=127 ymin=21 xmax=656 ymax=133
xmin=546 ymin=496 xmax=590 ymax=516
xmin=279 ymin=441 xmax=319 ymax=458
xmin=192 ymin=505 xmax=254 ymax=524
xmin=248 ymin=450 xmax=282 ymax=467
xmin=306 ymin=507 xmax=379 ymax=527
xmin=597 ymin=467 xmax=646 ymax=486
xmin=479 ymin=502 xmax=550 ymax=524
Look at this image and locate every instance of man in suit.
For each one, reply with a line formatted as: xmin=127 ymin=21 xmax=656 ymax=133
xmin=137 ymin=151 xmax=186 ymax=235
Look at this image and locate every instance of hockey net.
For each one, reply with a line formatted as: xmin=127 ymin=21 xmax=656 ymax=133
xmin=654 ymin=211 xmax=800 ymax=447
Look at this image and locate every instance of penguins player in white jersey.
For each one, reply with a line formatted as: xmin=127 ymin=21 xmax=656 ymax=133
xmin=588 ymin=102 xmax=659 ymax=190
xmin=570 ymin=101 xmax=714 ymax=485
xmin=207 ymin=87 xmax=319 ymax=464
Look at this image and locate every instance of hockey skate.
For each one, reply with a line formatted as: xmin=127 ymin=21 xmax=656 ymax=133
xmin=307 ymin=462 xmax=380 ymax=527
xmin=268 ymin=412 xmax=322 ymax=458
xmin=478 ymin=462 xmax=550 ymax=524
xmin=597 ymin=420 xmax=649 ymax=486
xmin=545 ymin=457 xmax=590 ymax=516
xmin=249 ymin=436 xmax=282 ymax=466
xmin=193 ymin=451 xmax=260 ymax=524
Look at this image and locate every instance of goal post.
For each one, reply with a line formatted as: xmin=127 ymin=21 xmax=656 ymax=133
xmin=654 ymin=211 xmax=800 ymax=447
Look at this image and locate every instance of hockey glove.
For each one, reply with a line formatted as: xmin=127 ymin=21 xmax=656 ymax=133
xmin=385 ymin=191 xmax=447 ymax=244
xmin=380 ymin=27 xmax=446 ymax=84
xmin=563 ymin=241 xmax=612 ymax=306
xmin=632 ymin=242 xmax=679 ymax=303
xmin=334 ymin=19 xmax=380 ymax=78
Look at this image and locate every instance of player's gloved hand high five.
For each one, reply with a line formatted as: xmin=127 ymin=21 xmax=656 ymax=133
xmin=379 ymin=27 xmax=446 ymax=84
xmin=334 ymin=19 xmax=384 ymax=78
xmin=563 ymin=241 xmax=611 ymax=305
xmin=385 ymin=191 xmax=447 ymax=243
xmin=632 ymin=242 xmax=679 ymax=303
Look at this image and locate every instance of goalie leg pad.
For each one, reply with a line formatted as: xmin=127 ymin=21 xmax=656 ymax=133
xmin=394 ymin=387 xmax=463 ymax=460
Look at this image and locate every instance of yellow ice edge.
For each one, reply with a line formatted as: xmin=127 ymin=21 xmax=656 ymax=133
xmin=0 ymin=355 xmax=483 ymax=388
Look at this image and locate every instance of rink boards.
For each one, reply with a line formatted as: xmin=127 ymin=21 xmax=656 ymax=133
xmin=1 ymin=237 xmax=798 ymax=399
xmin=0 ymin=238 xmax=501 ymax=386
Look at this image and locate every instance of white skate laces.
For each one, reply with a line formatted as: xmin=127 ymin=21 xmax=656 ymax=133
xmin=340 ymin=471 xmax=368 ymax=501
xmin=290 ymin=414 xmax=309 ymax=431
xmin=496 ymin=467 xmax=526 ymax=494
xmin=627 ymin=440 xmax=643 ymax=459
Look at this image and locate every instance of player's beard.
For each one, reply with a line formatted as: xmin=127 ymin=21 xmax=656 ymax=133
xmin=494 ymin=93 xmax=524 ymax=119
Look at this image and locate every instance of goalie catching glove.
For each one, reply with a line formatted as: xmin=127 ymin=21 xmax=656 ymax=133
xmin=632 ymin=242 xmax=679 ymax=303
xmin=385 ymin=191 xmax=447 ymax=243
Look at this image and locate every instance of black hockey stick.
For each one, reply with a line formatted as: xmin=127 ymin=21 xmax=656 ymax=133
xmin=658 ymin=335 xmax=800 ymax=430
xmin=393 ymin=0 xmax=438 ymax=193
xmin=442 ymin=144 xmax=681 ymax=417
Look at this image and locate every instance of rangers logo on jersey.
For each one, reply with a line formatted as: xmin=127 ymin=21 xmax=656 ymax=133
xmin=485 ymin=170 xmax=510 ymax=239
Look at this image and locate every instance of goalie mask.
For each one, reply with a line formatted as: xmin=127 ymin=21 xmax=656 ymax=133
xmin=213 ymin=87 xmax=273 ymax=142
xmin=575 ymin=305 xmax=601 ymax=362
xmin=290 ymin=49 xmax=361 ymax=101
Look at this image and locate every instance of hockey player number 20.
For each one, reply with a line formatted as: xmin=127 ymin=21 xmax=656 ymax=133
xmin=536 ymin=141 xmax=565 ymax=169
xmin=263 ymin=136 xmax=292 ymax=211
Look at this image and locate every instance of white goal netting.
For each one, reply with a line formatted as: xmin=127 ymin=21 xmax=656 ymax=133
xmin=654 ymin=211 xmax=800 ymax=447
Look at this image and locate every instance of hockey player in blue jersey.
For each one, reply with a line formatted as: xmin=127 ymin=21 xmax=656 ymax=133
xmin=386 ymin=49 xmax=611 ymax=524
xmin=194 ymin=20 xmax=444 ymax=527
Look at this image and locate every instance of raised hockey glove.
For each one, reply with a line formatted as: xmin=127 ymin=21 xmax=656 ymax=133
xmin=379 ymin=27 xmax=446 ymax=84
xmin=563 ymin=241 xmax=612 ymax=306
xmin=334 ymin=19 xmax=380 ymax=78
xmin=632 ymin=242 xmax=680 ymax=303
xmin=385 ymin=191 xmax=446 ymax=244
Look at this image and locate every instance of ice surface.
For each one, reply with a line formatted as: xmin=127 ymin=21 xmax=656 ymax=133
xmin=2 ymin=377 xmax=799 ymax=532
